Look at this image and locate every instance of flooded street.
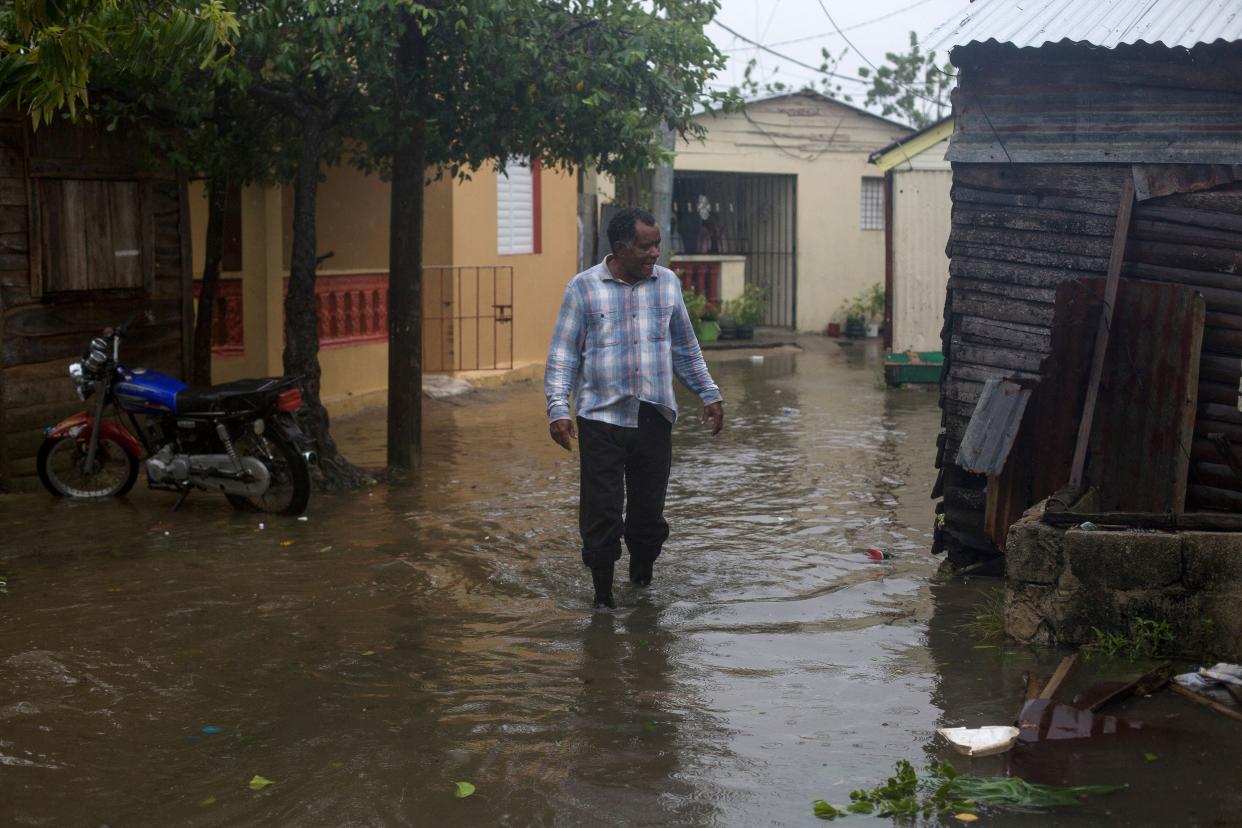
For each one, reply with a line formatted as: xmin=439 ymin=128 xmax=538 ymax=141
xmin=2 ymin=338 xmax=1239 ymax=826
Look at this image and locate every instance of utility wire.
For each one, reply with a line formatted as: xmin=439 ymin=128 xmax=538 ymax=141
xmin=711 ymin=19 xmax=870 ymax=85
xmin=722 ymin=0 xmax=942 ymax=52
xmin=814 ymin=0 xmax=953 ymax=109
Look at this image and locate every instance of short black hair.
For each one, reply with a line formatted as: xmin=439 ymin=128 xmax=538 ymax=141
xmin=607 ymin=207 xmax=657 ymax=250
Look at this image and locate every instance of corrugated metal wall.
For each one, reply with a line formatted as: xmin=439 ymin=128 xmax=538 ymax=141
xmin=891 ymin=169 xmax=952 ymax=353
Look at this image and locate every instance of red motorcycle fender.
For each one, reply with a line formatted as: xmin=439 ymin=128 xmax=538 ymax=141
xmin=46 ymin=412 xmax=143 ymax=458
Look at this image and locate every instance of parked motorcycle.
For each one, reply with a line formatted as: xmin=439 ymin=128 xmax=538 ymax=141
xmin=37 ymin=317 xmax=316 ymax=515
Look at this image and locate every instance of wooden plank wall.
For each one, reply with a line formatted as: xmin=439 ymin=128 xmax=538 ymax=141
xmin=938 ymin=163 xmax=1242 ymax=558
xmin=0 ymin=119 xmax=188 ymax=492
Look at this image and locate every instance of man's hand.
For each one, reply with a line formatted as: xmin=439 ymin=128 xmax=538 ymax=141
xmin=702 ymin=401 xmax=724 ymax=436
xmin=549 ymin=418 xmax=577 ymax=451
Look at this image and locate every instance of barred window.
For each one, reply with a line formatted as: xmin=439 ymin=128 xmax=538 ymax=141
xmin=860 ymin=177 xmax=884 ymax=231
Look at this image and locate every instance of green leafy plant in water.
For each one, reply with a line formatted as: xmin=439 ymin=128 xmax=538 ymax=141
xmin=961 ymin=586 xmax=1007 ymax=643
xmin=812 ymin=760 xmax=1126 ymax=820
xmin=1089 ymin=617 xmax=1174 ymax=661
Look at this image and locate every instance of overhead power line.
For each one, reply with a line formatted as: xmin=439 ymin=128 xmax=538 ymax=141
xmin=814 ymin=0 xmax=950 ymax=107
xmin=710 ymin=18 xmax=870 ymax=85
xmin=722 ymin=0 xmax=943 ymax=52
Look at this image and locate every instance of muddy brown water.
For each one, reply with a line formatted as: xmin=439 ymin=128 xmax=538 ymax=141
xmin=1 ymin=338 xmax=1238 ymax=826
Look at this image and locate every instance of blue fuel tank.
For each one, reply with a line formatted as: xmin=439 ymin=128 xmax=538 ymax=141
xmin=112 ymin=367 xmax=187 ymax=415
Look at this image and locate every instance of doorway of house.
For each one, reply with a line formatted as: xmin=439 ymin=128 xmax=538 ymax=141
xmin=672 ymin=172 xmax=797 ymax=328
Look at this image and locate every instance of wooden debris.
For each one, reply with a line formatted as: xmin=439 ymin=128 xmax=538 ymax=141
xmin=1041 ymin=511 xmax=1242 ymax=532
xmin=1073 ymin=661 xmax=1172 ymax=712
xmin=1069 ymin=177 xmax=1136 ymax=490
xmin=1169 ymin=683 xmax=1242 ymax=724
xmin=1023 ymin=671 xmax=1045 ymax=703
xmin=1039 ymin=653 xmax=1080 ymax=701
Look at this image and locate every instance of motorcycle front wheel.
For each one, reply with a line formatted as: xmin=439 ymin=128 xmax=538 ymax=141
xmin=37 ymin=436 xmax=139 ymax=498
xmin=224 ymin=430 xmax=310 ymax=516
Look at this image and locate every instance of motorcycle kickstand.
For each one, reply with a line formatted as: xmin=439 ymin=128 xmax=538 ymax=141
xmin=171 ymin=486 xmax=192 ymax=513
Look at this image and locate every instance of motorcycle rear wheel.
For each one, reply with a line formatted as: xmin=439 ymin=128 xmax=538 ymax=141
xmin=37 ymin=436 xmax=139 ymax=498
xmin=224 ymin=430 xmax=310 ymax=516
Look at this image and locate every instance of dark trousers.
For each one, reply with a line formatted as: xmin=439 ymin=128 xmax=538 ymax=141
xmin=577 ymin=403 xmax=673 ymax=570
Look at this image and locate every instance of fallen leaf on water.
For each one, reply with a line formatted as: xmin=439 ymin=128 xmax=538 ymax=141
xmin=319 ymin=546 xmax=334 ymax=553
xmin=200 ymin=796 xmax=217 ymax=807
xmin=454 ymin=781 xmax=476 ymax=799
xmin=1145 ymin=752 xmax=1159 ymax=761
xmin=954 ymin=814 xmax=979 ymax=823
xmin=249 ymin=775 xmax=275 ymax=791
xmin=280 ymin=540 xmax=295 ymax=547
xmin=362 ymin=650 xmax=376 ymax=656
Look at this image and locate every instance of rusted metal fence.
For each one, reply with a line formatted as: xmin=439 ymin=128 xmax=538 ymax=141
xmin=424 ymin=265 xmax=514 ymax=373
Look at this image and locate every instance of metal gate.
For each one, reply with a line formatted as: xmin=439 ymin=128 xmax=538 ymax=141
xmin=423 ymin=265 xmax=514 ymax=372
xmin=672 ymin=172 xmax=797 ymax=327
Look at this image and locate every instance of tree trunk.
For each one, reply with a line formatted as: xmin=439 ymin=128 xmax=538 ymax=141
xmin=387 ymin=11 xmax=427 ymax=471
xmin=285 ymin=117 xmax=370 ymax=490
xmin=651 ymin=124 xmax=676 ymax=267
xmin=191 ymin=175 xmax=228 ymax=386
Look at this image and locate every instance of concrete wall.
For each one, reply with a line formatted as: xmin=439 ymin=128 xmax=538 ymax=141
xmin=890 ymin=167 xmax=952 ymax=353
xmin=1006 ymin=514 xmax=1242 ymax=661
xmin=678 ymin=92 xmax=909 ymax=332
xmin=189 ymin=159 xmax=577 ymax=413
xmin=449 ymin=161 xmax=579 ymax=369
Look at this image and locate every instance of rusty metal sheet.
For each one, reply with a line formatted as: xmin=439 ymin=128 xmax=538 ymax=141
xmin=943 ymin=42 xmax=1242 ymax=166
xmin=1133 ymin=164 xmax=1242 ymax=201
xmin=1086 ymin=279 xmax=1204 ymax=512
xmin=956 ymin=379 xmax=1032 ymax=476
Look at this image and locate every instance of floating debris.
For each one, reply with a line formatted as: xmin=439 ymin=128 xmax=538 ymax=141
xmin=937 ymin=725 xmax=1020 ymax=757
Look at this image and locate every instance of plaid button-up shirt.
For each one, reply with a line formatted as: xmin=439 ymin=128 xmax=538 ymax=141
xmin=545 ymin=260 xmax=722 ymax=427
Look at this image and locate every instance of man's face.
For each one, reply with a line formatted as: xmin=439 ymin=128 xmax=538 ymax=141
xmin=613 ymin=222 xmax=661 ymax=279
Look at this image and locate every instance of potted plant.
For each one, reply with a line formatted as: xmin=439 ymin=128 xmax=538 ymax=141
xmin=840 ymin=294 xmax=868 ymax=339
xmin=683 ymin=289 xmax=717 ymax=343
xmin=698 ymin=299 xmax=721 ymax=343
xmin=864 ymin=283 xmax=885 ymax=338
xmin=721 ymin=285 xmax=767 ymax=340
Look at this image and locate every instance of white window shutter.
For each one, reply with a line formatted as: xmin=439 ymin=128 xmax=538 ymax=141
xmin=497 ymin=158 xmax=534 ymax=255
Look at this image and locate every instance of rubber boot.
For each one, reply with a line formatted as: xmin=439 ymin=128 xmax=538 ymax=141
xmin=628 ymin=556 xmax=654 ymax=587
xmin=591 ymin=566 xmax=615 ymax=609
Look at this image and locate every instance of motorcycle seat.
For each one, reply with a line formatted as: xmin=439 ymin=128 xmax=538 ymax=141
xmin=176 ymin=377 xmax=299 ymax=414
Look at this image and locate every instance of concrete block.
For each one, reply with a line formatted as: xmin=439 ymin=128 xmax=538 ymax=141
xmin=1066 ymin=531 xmax=1183 ymax=590
xmin=1005 ymin=517 xmax=1064 ymax=585
xmin=1181 ymin=533 xmax=1242 ymax=591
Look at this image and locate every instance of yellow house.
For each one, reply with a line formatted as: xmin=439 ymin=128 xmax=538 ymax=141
xmin=188 ymin=159 xmax=577 ymax=414
xmin=674 ymin=91 xmax=910 ymax=332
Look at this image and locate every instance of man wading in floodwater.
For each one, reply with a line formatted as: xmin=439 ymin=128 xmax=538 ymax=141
xmin=545 ymin=207 xmax=724 ymax=609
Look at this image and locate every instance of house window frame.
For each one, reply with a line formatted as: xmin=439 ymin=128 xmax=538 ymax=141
xmin=28 ymin=163 xmax=156 ymax=299
xmin=860 ymin=176 xmax=885 ymax=232
xmin=496 ymin=156 xmax=542 ymax=256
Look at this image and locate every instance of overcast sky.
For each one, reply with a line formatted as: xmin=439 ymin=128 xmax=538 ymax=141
xmin=705 ymin=0 xmax=973 ymax=107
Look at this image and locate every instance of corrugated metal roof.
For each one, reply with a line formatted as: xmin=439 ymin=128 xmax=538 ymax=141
xmin=927 ymin=0 xmax=1242 ymax=52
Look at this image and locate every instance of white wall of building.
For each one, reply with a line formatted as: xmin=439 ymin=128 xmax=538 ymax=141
xmin=677 ymin=93 xmax=909 ymax=332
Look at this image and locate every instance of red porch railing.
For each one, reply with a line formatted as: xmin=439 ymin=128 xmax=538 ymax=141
xmin=305 ymin=269 xmax=516 ymax=368
xmin=309 ymin=273 xmax=389 ymax=349
xmin=674 ymin=260 xmax=721 ymax=305
xmin=192 ymin=278 xmax=244 ymax=356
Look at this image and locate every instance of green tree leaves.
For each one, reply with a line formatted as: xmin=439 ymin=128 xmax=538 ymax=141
xmin=856 ymin=30 xmax=954 ymax=128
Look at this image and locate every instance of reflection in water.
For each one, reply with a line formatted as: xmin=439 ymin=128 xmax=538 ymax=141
xmin=2 ymin=339 xmax=1232 ymax=825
